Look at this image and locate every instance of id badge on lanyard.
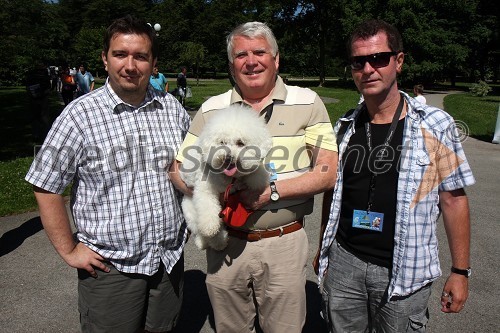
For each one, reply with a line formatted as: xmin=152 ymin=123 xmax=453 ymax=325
xmin=351 ymin=95 xmax=404 ymax=232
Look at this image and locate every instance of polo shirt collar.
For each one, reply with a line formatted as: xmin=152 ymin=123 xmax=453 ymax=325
xmin=230 ymin=75 xmax=287 ymax=107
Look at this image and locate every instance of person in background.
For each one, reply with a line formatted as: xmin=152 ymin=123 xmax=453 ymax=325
xmin=49 ymin=66 xmax=59 ymax=91
xmin=25 ymin=61 xmax=51 ymax=142
xmin=150 ymin=65 xmax=169 ymax=92
xmin=315 ymin=19 xmax=475 ymax=333
xmin=25 ymin=15 xmax=190 ymax=333
xmin=176 ymin=66 xmax=187 ymax=105
xmin=170 ymin=21 xmax=338 ymax=333
xmin=414 ymin=84 xmax=427 ymax=104
xmin=60 ymin=66 xmax=77 ymax=106
xmin=56 ymin=66 xmax=63 ymax=92
xmin=75 ymin=64 xmax=95 ymax=97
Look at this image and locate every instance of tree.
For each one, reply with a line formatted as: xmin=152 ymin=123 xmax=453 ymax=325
xmin=0 ymin=0 xmax=496 ymax=88
xmin=0 ymin=0 xmax=68 ymax=84
xmin=177 ymin=42 xmax=206 ymax=84
xmin=73 ymin=27 xmax=107 ymax=77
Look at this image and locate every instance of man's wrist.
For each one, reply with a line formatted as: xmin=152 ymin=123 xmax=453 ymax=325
xmin=451 ymin=266 xmax=471 ymax=278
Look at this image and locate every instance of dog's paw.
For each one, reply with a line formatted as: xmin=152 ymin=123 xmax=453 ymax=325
xmin=208 ymin=229 xmax=228 ymax=251
xmin=194 ymin=235 xmax=208 ymax=250
xmin=197 ymin=216 xmax=223 ymax=238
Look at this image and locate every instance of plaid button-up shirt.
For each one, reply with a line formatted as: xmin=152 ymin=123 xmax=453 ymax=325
xmin=26 ymin=80 xmax=191 ymax=275
xmin=318 ymin=91 xmax=475 ymax=299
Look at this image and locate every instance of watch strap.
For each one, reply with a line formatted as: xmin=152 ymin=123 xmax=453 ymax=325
xmin=269 ymin=181 xmax=279 ymax=201
xmin=451 ymin=266 xmax=471 ymax=277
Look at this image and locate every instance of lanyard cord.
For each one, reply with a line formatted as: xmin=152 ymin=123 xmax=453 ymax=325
xmin=364 ymin=94 xmax=404 ymax=212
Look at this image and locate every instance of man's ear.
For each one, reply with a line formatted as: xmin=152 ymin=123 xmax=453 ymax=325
xmin=396 ymin=52 xmax=404 ymax=73
xmin=101 ymin=51 xmax=108 ymax=71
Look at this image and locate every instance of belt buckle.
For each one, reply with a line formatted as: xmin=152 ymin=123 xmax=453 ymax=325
xmin=278 ymin=226 xmax=284 ymax=237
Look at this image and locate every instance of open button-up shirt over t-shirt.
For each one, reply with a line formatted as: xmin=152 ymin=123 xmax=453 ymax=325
xmin=318 ymin=92 xmax=475 ymax=300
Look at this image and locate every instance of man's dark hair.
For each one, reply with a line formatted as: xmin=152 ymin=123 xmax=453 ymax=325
xmin=414 ymin=84 xmax=424 ymax=94
xmin=347 ymin=19 xmax=403 ymax=55
xmin=103 ymin=15 xmax=158 ymax=60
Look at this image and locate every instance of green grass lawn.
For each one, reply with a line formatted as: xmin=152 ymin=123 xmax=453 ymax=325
xmin=444 ymin=93 xmax=500 ymax=141
xmin=0 ymin=80 xmax=498 ymax=216
xmin=0 ymin=157 xmax=38 ymax=216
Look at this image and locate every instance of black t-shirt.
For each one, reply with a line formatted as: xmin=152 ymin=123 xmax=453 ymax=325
xmin=336 ymin=109 xmax=404 ymax=268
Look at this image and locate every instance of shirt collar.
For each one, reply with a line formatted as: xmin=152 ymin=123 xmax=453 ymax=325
xmin=230 ymin=75 xmax=287 ymax=107
xmin=104 ymin=78 xmax=163 ymax=114
xmin=340 ymin=90 xmax=427 ymax=124
xmin=400 ymin=91 xmax=426 ymax=121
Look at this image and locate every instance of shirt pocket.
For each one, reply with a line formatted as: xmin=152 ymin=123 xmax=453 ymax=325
xmin=413 ymin=150 xmax=438 ymax=203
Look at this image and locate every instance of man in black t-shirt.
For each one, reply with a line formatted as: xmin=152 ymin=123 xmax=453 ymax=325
xmin=315 ymin=19 xmax=475 ymax=333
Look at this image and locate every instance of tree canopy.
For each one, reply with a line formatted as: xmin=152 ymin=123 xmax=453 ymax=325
xmin=1 ymin=0 xmax=497 ymax=86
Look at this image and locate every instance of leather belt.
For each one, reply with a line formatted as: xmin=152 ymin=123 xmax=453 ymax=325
xmin=227 ymin=221 xmax=303 ymax=242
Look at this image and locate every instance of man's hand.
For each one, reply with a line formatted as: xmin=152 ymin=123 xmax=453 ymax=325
xmin=239 ymin=188 xmax=269 ymax=210
xmin=62 ymin=243 xmax=110 ymax=278
xmin=440 ymin=273 xmax=469 ymax=313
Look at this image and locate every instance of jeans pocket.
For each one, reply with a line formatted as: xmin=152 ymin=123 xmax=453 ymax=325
xmin=407 ymin=308 xmax=429 ymax=332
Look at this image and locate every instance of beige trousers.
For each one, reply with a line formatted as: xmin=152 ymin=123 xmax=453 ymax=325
xmin=206 ymin=228 xmax=308 ymax=333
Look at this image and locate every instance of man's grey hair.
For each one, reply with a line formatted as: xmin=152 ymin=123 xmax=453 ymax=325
xmin=226 ymin=22 xmax=279 ymax=63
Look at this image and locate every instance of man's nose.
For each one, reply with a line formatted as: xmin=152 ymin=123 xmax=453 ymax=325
xmin=125 ymin=57 xmax=136 ymax=69
xmin=246 ymin=52 xmax=258 ymax=65
xmin=362 ymin=61 xmax=375 ymax=73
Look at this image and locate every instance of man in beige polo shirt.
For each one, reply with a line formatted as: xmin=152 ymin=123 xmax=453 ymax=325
xmin=170 ymin=21 xmax=338 ymax=333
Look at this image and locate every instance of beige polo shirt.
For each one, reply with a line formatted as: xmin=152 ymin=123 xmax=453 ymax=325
xmin=177 ymin=76 xmax=337 ymax=229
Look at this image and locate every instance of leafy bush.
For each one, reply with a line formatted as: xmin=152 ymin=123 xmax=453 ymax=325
xmin=469 ymin=80 xmax=492 ymax=97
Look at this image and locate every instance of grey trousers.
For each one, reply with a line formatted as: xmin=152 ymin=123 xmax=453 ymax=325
xmin=78 ymin=257 xmax=183 ymax=333
xmin=322 ymin=240 xmax=431 ymax=333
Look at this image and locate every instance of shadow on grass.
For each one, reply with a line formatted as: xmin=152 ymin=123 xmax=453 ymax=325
xmin=470 ymin=134 xmax=496 ymax=142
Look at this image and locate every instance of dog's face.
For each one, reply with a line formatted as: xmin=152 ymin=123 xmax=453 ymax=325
xmin=198 ymin=106 xmax=273 ymax=177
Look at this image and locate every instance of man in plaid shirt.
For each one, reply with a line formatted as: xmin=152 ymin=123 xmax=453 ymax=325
xmin=25 ymin=16 xmax=190 ymax=333
xmin=315 ymin=19 xmax=475 ymax=332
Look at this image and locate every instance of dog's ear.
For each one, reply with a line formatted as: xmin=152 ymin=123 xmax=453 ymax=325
xmin=197 ymin=133 xmax=216 ymax=155
xmin=259 ymin=137 xmax=273 ymax=158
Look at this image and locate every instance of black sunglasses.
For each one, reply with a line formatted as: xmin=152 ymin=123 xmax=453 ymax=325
xmin=350 ymin=51 xmax=399 ymax=70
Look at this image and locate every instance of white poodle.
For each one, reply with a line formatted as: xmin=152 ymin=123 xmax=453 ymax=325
xmin=180 ymin=105 xmax=273 ymax=250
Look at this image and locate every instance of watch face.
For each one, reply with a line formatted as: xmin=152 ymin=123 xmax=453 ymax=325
xmin=270 ymin=192 xmax=280 ymax=202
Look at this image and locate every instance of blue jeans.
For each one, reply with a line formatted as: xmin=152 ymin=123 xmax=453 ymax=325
xmin=322 ymin=240 xmax=431 ymax=333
